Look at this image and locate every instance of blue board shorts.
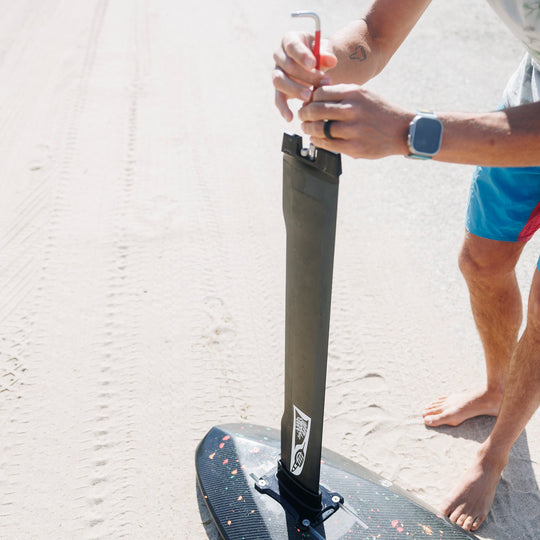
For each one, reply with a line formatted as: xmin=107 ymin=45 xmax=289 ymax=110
xmin=466 ymin=164 xmax=540 ymax=269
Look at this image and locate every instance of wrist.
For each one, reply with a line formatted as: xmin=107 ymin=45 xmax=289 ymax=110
xmin=395 ymin=112 xmax=415 ymax=157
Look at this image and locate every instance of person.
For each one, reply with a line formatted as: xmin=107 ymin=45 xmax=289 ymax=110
xmin=273 ymin=0 xmax=540 ymax=533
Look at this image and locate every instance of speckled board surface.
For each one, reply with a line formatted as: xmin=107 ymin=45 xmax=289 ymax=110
xmin=196 ymin=424 xmax=479 ymax=540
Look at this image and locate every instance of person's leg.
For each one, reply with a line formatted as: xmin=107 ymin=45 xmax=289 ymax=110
xmin=441 ymin=268 xmax=540 ymax=531
xmin=423 ymin=232 xmax=525 ymax=427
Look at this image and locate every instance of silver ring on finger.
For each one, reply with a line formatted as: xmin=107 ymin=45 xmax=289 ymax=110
xmin=323 ymin=119 xmax=336 ymax=140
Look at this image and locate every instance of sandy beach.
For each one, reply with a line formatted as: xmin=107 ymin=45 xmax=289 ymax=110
xmin=0 ymin=1 xmax=538 ymax=538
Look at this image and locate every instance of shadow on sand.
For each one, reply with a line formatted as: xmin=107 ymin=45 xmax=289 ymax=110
xmin=433 ymin=417 xmax=540 ymax=540
xmin=196 ymin=480 xmax=222 ymax=540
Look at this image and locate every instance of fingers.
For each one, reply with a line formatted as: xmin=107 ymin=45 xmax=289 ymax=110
xmin=298 ymin=84 xmax=378 ymax=147
xmin=272 ymin=65 xmax=313 ymax=103
xmin=298 ymin=84 xmax=365 ymax=123
xmin=308 ymin=136 xmax=352 ymax=157
xmin=272 ymin=32 xmax=335 ymax=121
xmin=319 ymin=43 xmax=338 ymax=71
xmin=301 ymin=120 xmax=327 ymax=139
xmin=275 ymin=90 xmax=293 ymax=123
xmin=299 ymin=101 xmax=352 ymax=124
xmin=301 ymin=117 xmax=344 ymax=139
xmin=281 ymin=31 xmax=317 ymax=70
xmin=279 ymin=33 xmax=337 ymax=72
xmin=299 ymin=95 xmax=353 ymax=148
xmin=273 ymin=33 xmax=324 ymax=89
xmin=273 ymin=64 xmax=312 ymax=122
xmin=311 ymin=83 xmax=360 ymax=102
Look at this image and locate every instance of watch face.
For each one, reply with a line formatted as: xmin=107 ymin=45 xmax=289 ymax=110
xmin=412 ymin=116 xmax=443 ymax=155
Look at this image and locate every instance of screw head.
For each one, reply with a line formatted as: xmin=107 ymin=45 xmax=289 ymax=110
xmin=301 ymin=519 xmax=310 ymax=528
xmin=258 ymin=479 xmax=267 ymax=487
xmin=332 ymin=495 xmax=341 ymax=503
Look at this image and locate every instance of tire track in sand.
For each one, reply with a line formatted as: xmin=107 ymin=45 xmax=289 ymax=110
xmin=84 ymin=79 xmax=142 ymax=540
xmin=0 ymin=2 xmax=109 ymax=537
xmin=181 ymin=54 xmax=248 ymax=434
xmin=176 ymin=1 xmax=287 ymax=439
xmin=81 ymin=2 xmax=149 ymax=537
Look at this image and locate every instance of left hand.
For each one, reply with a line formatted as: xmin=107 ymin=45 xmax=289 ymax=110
xmin=299 ymin=84 xmax=413 ymax=159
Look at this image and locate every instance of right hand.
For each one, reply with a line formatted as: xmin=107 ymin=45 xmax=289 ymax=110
xmin=273 ymin=31 xmax=338 ymax=122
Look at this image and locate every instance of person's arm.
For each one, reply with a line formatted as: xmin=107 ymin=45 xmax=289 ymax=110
xmin=298 ymin=84 xmax=540 ymax=167
xmin=273 ymin=0 xmax=432 ymax=121
xmin=436 ymin=104 xmax=540 ymax=166
xmin=326 ymin=0 xmax=432 ymax=84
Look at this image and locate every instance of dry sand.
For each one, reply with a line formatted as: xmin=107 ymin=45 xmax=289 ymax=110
xmin=0 ymin=1 xmax=538 ymax=538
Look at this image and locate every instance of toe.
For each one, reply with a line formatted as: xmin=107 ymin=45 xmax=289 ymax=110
xmin=462 ymin=515 xmax=475 ymax=531
xmin=426 ymin=395 xmax=447 ymax=406
xmin=424 ymin=413 xmax=443 ymax=426
xmin=423 ymin=405 xmax=440 ymax=416
xmin=471 ymin=515 xmax=486 ymax=531
xmin=456 ymin=512 xmax=467 ymax=529
xmin=449 ymin=506 xmax=465 ymax=525
xmin=423 ymin=397 xmax=447 ymax=414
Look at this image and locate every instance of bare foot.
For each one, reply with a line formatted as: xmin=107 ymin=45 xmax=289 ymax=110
xmin=440 ymin=448 xmax=507 ymax=531
xmin=423 ymin=389 xmax=502 ymax=427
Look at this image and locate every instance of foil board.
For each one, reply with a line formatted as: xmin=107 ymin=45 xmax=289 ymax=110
xmin=196 ymin=423 xmax=478 ymax=540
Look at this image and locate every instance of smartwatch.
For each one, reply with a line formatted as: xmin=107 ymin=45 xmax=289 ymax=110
xmin=407 ymin=110 xmax=443 ymax=159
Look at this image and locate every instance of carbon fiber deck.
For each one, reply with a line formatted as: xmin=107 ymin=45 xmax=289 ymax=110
xmin=195 ymin=423 xmax=479 ymax=540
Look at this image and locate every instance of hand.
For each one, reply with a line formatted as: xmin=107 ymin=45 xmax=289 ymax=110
xmin=273 ymin=31 xmax=337 ymax=122
xmin=299 ymin=84 xmax=413 ymax=159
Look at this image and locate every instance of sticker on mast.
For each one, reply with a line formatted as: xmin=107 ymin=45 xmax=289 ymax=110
xmin=291 ymin=405 xmax=311 ymax=476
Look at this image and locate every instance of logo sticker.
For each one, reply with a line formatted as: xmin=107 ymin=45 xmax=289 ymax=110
xmin=291 ymin=405 xmax=311 ymax=476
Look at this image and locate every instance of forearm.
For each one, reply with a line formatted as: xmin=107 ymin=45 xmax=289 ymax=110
xmin=435 ymin=103 xmax=540 ymax=167
xmin=327 ymin=0 xmax=432 ymax=85
xmin=326 ymin=19 xmax=381 ymax=85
